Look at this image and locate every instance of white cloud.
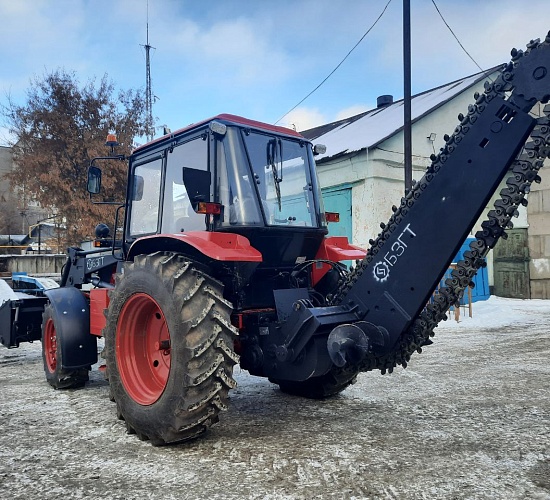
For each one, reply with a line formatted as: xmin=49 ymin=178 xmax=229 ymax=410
xmin=411 ymin=2 xmax=550 ymax=87
xmin=153 ymin=16 xmax=291 ymax=88
xmin=282 ymin=107 xmax=328 ymax=132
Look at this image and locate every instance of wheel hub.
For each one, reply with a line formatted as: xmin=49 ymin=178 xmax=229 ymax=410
xmin=116 ymin=293 xmax=171 ymax=405
xmin=43 ymin=318 xmax=57 ymax=374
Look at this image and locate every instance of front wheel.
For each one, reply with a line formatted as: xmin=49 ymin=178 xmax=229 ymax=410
xmin=104 ymin=252 xmax=238 ymax=445
xmin=41 ymin=305 xmax=89 ymax=389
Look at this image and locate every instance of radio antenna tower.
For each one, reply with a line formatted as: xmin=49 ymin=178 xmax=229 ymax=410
xmin=142 ymin=0 xmax=155 ymax=141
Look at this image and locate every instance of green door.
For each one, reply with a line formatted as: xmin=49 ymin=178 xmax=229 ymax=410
xmin=493 ymin=228 xmax=530 ymax=298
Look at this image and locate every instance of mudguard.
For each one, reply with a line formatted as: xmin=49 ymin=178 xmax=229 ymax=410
xmin=45 ymin=287 xmax=97 ymax=370
xmin=312 ymin=236 xmax=366 ymax=285
xmin=127 ymin=231 xmax=263 ymax=262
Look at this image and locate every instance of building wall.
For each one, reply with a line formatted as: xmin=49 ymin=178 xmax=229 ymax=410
xmin=0 ymin=146 xmax=13 ymax=205
xmin=527 ymin=161 xmax=550 ymax=298
xmin=0 ymin=145 xmax=50 ymax=239
xmin=0 ymin=146 xmax=22 ymax=234
xmin=0 ymin=254 xmax=66 ymax=275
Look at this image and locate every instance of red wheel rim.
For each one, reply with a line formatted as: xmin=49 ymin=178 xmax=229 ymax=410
xmin=116 ymin=293 xmax=171 ymax=405
xmin=44 ymin=318 xmax=57 ymax=373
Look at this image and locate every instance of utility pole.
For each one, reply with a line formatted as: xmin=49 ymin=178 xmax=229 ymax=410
xmin=403 ymin=0 xmax=412 ymax=194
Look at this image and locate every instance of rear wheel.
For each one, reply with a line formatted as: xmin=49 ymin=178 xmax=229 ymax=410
xmin=41 ymin=305 xmax=89 ymax=389
xmin=272 ymin=365 xmax=359 ymax=399
xmin=104 ymin=252 xmax=238 ymax=445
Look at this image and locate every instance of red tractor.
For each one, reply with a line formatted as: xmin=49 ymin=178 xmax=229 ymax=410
xmin=2 ymin=34 xmax=550 ymax=445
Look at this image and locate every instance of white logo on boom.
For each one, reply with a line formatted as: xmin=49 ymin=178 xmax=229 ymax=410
xmin=373 ymin=261 xmax=390 ymax=282
xmin=371 ymin=223 xmax=417 ymax=283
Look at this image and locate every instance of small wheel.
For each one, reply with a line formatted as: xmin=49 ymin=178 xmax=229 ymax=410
xmin=41 ymin=305 xmax=89 ymax=389
xmin=105 ymin=252 xmax=238 ymax=445
xmin=272 ymin=365 xmax=359 ymax=399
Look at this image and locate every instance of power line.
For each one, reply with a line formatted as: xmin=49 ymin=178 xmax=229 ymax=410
xmin=274 ymin=0 xmax=393 ymax=125
xmin=431 ymin=0 xmax=486 ymax=75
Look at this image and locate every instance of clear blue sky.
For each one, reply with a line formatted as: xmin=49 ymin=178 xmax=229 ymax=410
xmin=1 ymin=0 xmax=549 ymax=145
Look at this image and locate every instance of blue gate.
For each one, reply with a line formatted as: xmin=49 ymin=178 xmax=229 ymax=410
xmin=452 ymin=237 xmax=490 ymax=302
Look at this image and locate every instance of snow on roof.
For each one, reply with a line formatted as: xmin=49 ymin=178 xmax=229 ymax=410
xmin=303 ymin=66 xmax=502 ymax=162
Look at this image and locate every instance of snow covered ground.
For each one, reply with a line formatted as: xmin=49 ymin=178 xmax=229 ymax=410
xmin=437 ymin=295 xmax=550 ymax=330
xmin=0 ymin=297 xmax=549 ymax=499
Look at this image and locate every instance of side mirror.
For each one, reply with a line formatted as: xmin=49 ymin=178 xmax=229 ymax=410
xmin=132 ymin=175 xmax=144 ymax=201
xmin=87 ymin=166 xmax=102 ymax=194
xmin=182 ymin=167 xmax=211 ymax=208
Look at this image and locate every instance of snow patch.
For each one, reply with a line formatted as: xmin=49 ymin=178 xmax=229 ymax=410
xmin=436 ymin=295 xmax=550 ymax=331
xmin=0 ymin=279 xmax=17 ymax=306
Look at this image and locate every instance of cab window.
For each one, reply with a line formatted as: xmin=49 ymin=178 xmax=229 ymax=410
xmin=129 ymin=157 xmax=163 ymax=236
xmin=161 ymin=136 xmax=209 ymax=233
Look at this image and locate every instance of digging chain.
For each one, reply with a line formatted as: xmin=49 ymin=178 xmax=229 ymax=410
xmin=331 ymin=35 xmax=550 ymax=375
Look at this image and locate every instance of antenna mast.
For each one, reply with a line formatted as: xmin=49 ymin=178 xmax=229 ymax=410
xmin=143 ymin=0 xmax=155 ymax=141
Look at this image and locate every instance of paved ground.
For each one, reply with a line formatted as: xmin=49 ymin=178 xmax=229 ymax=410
xmin=0 ymin=297 xmax=549 ymax=499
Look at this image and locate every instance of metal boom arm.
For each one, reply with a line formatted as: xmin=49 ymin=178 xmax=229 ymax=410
xmin=337 ymin=96 xmax=534 ymax=356
xmin=332 ymin=35 xmax=550 ymax=372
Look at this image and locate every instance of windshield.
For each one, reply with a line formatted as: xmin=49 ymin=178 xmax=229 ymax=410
xmin=216 ymin=127 xmax=263 ymax=226
xmin=241 ymin=131 xmax=317 ymax=227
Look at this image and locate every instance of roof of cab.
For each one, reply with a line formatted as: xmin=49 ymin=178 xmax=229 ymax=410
xmin=132 ymin=113 xmax=304 ymax=155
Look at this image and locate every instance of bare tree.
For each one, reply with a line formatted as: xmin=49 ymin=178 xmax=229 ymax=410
xmin=2 ymin=70 xmax=147 ymax=246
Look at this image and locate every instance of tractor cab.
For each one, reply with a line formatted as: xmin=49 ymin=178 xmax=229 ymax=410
xmin=124 ymin=114 xmax=328 ymax=261
xmin=88 ymin=114 xmax=329 ymax=262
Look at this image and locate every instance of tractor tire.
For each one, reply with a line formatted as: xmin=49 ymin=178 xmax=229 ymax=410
xmin=104 ymin=252 xmax=238 ymax=445
xmin=272 ymin=365 xmax=359 ymax=399
xmin=41 ymin=304 xmax=89 ymax=389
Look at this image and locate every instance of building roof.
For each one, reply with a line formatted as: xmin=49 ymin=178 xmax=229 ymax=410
xmin=0 ymin=235 xmax=29 ymax=246
xmin=0 ymin=224 xmax=58 ymax=247
xmin=301 ymin=66 xmax=502 ymax=162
